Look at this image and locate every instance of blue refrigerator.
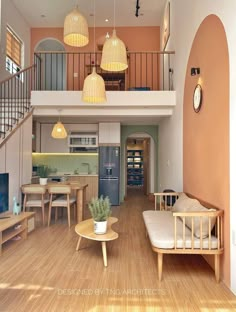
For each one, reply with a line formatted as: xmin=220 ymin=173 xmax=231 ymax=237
xmin=99 ymin=146 xmax=120 ymax=205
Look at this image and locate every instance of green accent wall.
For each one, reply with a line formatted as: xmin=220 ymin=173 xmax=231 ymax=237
xmin=32 ymin=154 xmax=98 ymax=174
xmin=121 ymin=125 xmax=158 ymax=202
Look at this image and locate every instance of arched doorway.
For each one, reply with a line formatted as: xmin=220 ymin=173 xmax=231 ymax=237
xmin=120 ymin=126 xmax=158 ymax=201
xmin=35 ymin=38 xmax=66 ymax=90
xmin=126 ymin=134 xmax=154 ymax=197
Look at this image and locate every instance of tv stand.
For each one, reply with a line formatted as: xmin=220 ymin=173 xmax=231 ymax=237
xmin=0 ymin=212 xmax=35 ymax=255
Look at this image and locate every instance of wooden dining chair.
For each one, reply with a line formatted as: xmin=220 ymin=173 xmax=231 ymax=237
xmin=21 ymin=184 xmax=49 ymax=226
xmin=47 ymin=185 xmax=76 ymax=227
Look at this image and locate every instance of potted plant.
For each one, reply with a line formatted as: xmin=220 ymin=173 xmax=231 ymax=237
xmin=88 ymin=195 xmax=111 ymax=234
xmin=37 ymin=165 xmax=50 ymax=185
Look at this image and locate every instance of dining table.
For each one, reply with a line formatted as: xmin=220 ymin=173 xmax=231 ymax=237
xmin=25 ymin=182 xmax=88 ymax=223
xmin=66 ymin=182 xmax=88 ymax=223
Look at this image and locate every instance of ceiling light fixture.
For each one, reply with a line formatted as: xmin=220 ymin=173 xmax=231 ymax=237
xmin=100 ymin=0 xmax=128 ymax=72
xmin=191 ymin=67 xmax=200 ymax=76
xmin=64 ymin=2 xmax=89 ymax=47
xmin=51 ymin=112 xmax=67 ymax=139
xmin=82 ymin=0 xmax=106 ymax=103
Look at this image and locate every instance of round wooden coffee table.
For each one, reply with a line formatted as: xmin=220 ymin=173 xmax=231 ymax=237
xmin=75 ymin=217 xmax=118 ymax=267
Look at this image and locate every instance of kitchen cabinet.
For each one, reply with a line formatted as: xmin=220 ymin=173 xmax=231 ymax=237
xmin=66 ymin=175 xmax=98 ymax=203
xmin=40 ymin=124 xmax=68 ymax=153
xmin=68 ymin=133 xmax=98 ymax=152
xmin=99 ymin=123 xmax=120 ymax=144
xmin=38 ymin=124 xmax=99 ymax=153
xmin=127 ymin=150 xmax=144 ymax=186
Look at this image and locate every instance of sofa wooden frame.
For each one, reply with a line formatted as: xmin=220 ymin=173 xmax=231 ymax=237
xmin=145 ymin=192 xmax=224 ymax=282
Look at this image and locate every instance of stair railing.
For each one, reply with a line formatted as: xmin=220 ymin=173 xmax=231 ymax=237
xmin=0 ymin=63 xmax=39 ymax=139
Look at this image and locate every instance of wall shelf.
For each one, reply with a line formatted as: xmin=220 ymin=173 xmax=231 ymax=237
xmin=127 ymin=149 xmax=144 ymax=186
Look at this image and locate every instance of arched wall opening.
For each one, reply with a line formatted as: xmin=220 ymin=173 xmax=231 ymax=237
xmin=121 ymin=125 xmax=158 ymax=202
xmin=183 ymin=14 xmax=229 ymax=286
xmin=34 ymin=38 xmax=66 ymax=90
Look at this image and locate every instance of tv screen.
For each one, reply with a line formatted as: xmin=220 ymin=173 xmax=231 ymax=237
xmin=0 ymin=173 xmax=9 ymax=213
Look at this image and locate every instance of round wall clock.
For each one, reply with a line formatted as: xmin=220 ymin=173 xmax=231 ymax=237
xmin=193 ymin=84 xmax=202 ymax=113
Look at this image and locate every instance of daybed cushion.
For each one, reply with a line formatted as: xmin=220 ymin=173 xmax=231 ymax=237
xmin=143 ymin=210 xmax=218 ymax=249
xmin=172 ymin=193 xmax=216 ymax=239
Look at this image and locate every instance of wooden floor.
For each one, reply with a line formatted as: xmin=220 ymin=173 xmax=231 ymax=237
xmin=0 ymin=188 xmax=236 ymax=312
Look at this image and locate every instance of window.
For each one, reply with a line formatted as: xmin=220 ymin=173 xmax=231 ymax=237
xmin=6 ymin=26 xmax=23 ymax=75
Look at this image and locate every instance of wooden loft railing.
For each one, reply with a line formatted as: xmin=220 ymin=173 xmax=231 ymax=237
xmin=34 ymin=50 xmax=175 ymax=92
xmin=0 ymin=64 xmax=39 ymax=141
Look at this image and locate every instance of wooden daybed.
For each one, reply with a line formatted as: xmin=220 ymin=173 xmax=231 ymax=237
xmin=143 ymin=192 xmax=224 ymax=282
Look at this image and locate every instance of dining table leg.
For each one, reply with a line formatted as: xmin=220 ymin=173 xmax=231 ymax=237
xmin=76 ymin=185 xmax=88 ymax=223
xmin=76 ymin=189 xmax=83 ymax=223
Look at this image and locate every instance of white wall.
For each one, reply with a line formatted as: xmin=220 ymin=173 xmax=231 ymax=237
xmin=158 ymin=0 xmax=236 ymax=294
xmin=0 ymin=0 xmax=30 ymax=80
xmin=0 ymin=116 xmax=32 ymax=211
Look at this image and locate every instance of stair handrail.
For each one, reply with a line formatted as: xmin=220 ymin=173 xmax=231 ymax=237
xmin=0 ymin=64 xmax=36 ymax=85
xmin=0 ymin=63 xmax=39 ymax=141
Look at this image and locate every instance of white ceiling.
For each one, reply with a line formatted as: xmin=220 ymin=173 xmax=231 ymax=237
xmin=11 ymin=0 xmax=166 ymax=28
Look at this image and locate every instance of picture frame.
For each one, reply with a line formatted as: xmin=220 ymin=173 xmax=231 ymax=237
xmin=162 ymin=1 xmax=170 ymax=51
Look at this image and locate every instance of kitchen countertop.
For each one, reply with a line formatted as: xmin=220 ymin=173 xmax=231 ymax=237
xmin=49 ymin=173 xmax=98 ymax=177
xmin=63 ymin=174 xmax=98 ymax=177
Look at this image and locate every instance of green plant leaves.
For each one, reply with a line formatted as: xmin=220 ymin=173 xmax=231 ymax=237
xmin=88 ymin=195 xmax=111 ymax=222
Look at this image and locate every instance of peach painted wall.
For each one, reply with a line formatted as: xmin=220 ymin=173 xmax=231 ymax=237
xmin=31 ymin=26 xmax=160 ymax=56
xmin=183 ymin=15 xmax=230 ymax=286
xmin=31 ymin=27 xmax=160 ymax=90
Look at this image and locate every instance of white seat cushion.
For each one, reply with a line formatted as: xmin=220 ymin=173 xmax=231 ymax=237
xmin=51 ymin=198 xmax=76 ymax=207
xmin=143 ymin=210 xmax=218 ymax=249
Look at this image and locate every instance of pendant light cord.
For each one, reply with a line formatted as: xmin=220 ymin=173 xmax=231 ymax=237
xmin=113 ymin=0 xmax=116 ymax=30
xmin=93 ymin=0 xmax=96 ymax=62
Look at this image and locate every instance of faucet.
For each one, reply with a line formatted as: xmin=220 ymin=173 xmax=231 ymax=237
xmin=74 ymin=167 xmax=79 ymax=174
xmin=81 ymin=163 xmax=90 ymax=174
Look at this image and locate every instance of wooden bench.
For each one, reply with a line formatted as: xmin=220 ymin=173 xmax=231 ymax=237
xmin=143 ymin=192 xmax=224 ymax=282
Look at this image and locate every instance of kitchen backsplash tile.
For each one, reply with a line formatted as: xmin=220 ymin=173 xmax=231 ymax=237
xmin=32 ymin=154 xmax=98 ymax=174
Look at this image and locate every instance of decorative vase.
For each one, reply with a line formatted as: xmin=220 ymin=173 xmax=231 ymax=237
xmin=94 ymin=220 xmax=107 ymax=234
xmin=40 ymin=178 xmax=48 ymax=185
xmin=13 ymin=197 xmax=21 ymax=215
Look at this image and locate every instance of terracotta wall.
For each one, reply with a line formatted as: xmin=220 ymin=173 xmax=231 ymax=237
xmin=183 ymin=15 xmax=230 ymax=286
xmin=31 ymin=26 xmax=160 ymax=90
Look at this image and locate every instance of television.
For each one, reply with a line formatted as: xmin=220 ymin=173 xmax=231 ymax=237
xmin=0 ymin=173 xmax=9 ymax=214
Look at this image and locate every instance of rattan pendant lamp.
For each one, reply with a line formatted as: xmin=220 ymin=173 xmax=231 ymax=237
xmin=51 ymin=112 xmax=67 ymax=139
xmin=100 ymin=0 xmax=128 ymax=72
xmin=82 ymin=0 xmax=106 ymax=103
xmin=64 ymin=1 xmax=89 ymax=47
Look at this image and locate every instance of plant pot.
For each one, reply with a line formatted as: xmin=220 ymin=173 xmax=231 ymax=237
xmin=94 ymin=220 xmax=107 ymax=234
xmin=39 ymin=178 xmax=48 ymax=185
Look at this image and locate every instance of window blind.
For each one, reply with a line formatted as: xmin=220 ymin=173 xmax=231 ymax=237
xmin=6 ymin=27 xmax=22 ymax=67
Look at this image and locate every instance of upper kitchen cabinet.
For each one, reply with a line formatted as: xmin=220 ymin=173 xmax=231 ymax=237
xmin=36 ymin=123 xmax=98 ymax=153
xmin=99 ymin=123 xmax=120 ymax=145
xmin=41 ymin=124 xmax=68 ymax=153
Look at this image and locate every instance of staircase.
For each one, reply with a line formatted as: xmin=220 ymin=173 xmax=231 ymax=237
xmin=0 ymin=65 xmax=36 ymax=145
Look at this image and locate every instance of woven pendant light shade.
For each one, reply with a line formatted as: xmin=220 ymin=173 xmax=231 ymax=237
xmin=82 ymin=67 xmax=106 ymax=103
xmin=64 ymin=7 xmax=89 ymax=47
xmin=100 ymin=29 xmax=128 ymax=72
xmin=51 ymin=121 xmax=67 ymax=139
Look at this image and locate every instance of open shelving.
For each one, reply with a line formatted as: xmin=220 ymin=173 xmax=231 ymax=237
xmin=0 ymin=212 xmax=35 ymax=255
xmin=127 ymin=149 xmax=144 ymax=186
